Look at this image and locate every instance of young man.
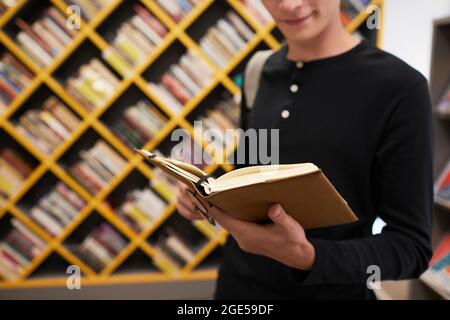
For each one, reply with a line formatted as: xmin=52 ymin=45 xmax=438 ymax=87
xmin=176 ymin=0 xmax=433 ymax=299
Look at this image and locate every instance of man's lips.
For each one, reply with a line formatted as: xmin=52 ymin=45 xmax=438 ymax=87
xmin=280 ymin=13 xmax=314 ymax=26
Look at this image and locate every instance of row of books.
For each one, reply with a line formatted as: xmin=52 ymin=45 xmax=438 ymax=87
xmin=193 ymin=95 xmax=240 ymax=163
xmin=14 ymin=96 xmax=81 ymax=155
xmin=26 ymin=182 xmax=86 ymax=237
xmin=199 ymin=10 xmax=255 ymax=69
xmin=239 ymin=0 xmax=272 ymax=26
xmin=341 ymin=0 xmax=371 ymax=26
xmin=148 ymin=50 xmax=213 ymax=115
xmin=13 ymin=6 xmax=78 ymax=68
xmin=435 ymin=159 xmax=450 ymax=209
xmin=0 ymin=148 xmax=34 ymax=207
xmin=68 ymin=0 xmax=111 ymax=22
xmin=154 ymin=0 xmax=201 ymax=23
xmin=436 ymin=83 xmax=450 ymax=116
xmin=150 ymin=167 xmax=178 ymax=202
xmin=110 ymin=183 xmax=167 ymax=233
xmin=0 ymin=52 xmax=34 ymax=112
xmin=0 ymin=212 xmax=216 ymax=279
xmin=111 ymin=98 xmax=167 ymax=150
xmin=63 ymin=57 xmax=120 ymax=112
xmin=72 ymin=222 xmax=127 ymax=272
xmin=420 ymin=234 xmax=450 ymax=299
xmin=0 ymin=0 xmax=16 ymax=15
xmin=102 ymin=4 xmax=169 ymax=77
xmin=68 ymin=139 xmax=127 ymax=195
xmin=153 ymin=227 xmax=199 ymax=273
xmin=0 ymin=217 xmax=46 ymax=280
xmin=194 ymin=92 xmax=240 ymax=143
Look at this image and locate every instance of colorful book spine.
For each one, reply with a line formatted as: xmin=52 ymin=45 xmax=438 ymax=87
xmin=0 ymin=148 xmax=34 ymax=203
xmin=0 ymin=52 xmax=34 ymax=109
xmin=73 ymin=222 xmax=127 ymax=272
xmin=435 ymin=160 xmax=450 ymax=208
xmin=421 ymin=234 xmax=450 ymax=299
xmin=26 ymin=182 xmax=86 ymax=237
xmin=0 ymin=0 xmax=17 ymax=15
xmin=13 ymin=7 xmax=79 ymax=68
xmin=68 ymin=140 xmax=126 ymax=195
xmin=69 ymin=0 xmax=110 ymax=21
xmin=110 ymin=99 xmax=167 ymax=150
xmin=14 ymin=96 xmax=81 ymax=155
xmin=240 ymin=0 xmax=272 ymax=26
xmin=64 ymin=58 xmax=120 ymax=112
xmin=102 ymin=4 xmax=169 ymax=76
xmin=0 ymin=218 xmax=46 ymax=280
xmin=148 ymin=50 xmax=213 ymax=114
xmin=112 ymin=184 xmax=167 ymax=232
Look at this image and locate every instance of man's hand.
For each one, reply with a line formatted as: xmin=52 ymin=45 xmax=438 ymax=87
xmin=176 ymin=182 xmax=204 ymax=220
xmin=175 ymin=183 xmax=316 ymax=271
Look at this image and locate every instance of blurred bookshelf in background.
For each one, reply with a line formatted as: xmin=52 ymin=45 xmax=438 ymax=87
xmin=0 ymin=0 xmax=384 ymax=292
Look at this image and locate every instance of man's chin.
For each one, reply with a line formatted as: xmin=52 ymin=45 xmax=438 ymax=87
xmin=284 ymin=32 xmax=319 ymax=44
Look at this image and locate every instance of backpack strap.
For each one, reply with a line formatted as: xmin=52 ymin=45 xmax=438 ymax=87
xmin=244 ymin=49 xmax=274 ymax=109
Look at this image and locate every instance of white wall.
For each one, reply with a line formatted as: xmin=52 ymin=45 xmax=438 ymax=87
xmin=382 ymin=0 xmax=450 ymax=79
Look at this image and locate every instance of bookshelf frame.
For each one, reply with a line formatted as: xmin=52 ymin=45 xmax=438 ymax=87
xmin=0 ymin=0 xmax=384 ymax=290
xmin=425 ymin=15 xmax=450 ymax=300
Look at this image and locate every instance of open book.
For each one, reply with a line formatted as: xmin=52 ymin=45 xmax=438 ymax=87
xmin=136 ymin=149 xmax=358 ymax=229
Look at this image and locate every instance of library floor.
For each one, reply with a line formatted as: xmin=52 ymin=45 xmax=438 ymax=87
xmin=0 ymin=279 xmax=215 ymax=299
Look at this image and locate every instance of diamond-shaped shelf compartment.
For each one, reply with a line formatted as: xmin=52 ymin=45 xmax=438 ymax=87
xmin=185 ymin=0 xmax=257 ymax=71
xmin=1 ymin=0 xmax=81 ymax=69
xmin=147 ymin=212 xmax=210 ymax=273
xmin=141 ymin=39 xmax=215 ymax=117
xmin=105 ymin=169 xmax=169 ymax=234
xmin=52 ymin=39 xmax=123 ymax=114
xmin=0 ymin=44 xmax=36 ymax=114
xmin=63 ymin=210 xmax=129 ymax=274
xmin=8 ymin=84 xmax=83 ymax=156
xmin=0 ymin=129 xmax=40 ymax=208
xmin=57 ymin=128 xmax=127 ymax=197
xmin=0 ymin=212 xmax=48 ymax=282
xmin=15 ymin=171 xmax=87 ymax=238
xmin=99 ymin=84 xmax=170 ymax=151
xmin=95 ymin=0 xmax=171 ymax=77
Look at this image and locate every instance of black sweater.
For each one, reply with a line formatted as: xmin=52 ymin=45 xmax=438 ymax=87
xmin=214 ymin=40 xmax=434 ymax=300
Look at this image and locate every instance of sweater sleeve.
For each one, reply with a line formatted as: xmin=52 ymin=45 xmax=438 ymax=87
xmin=300 ymin=79 xmax=434 ymax=285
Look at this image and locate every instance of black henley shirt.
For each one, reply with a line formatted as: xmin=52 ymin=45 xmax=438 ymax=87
xmin=214 ymin=40 xmax=434 ymax=300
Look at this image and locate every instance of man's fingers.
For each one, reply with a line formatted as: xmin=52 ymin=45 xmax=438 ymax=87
xmin=207 ymin=206 xmax=233 ymax=228
xmin=176 ymin=189 xmax=192 ymax=208
xmin=208 ymin=206 xmax=255 ymax=234
xmin=176 ymin=200 xmax=204 ymax=220
xmin=176 ymin=182 xmax=189 ymax=200
xmin=176 ymin=182 xmax=204 ymax=220
xmin=268 ymin=204 xmax=300 ymax=237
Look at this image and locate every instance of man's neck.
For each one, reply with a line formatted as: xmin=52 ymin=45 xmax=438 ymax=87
xmin=286 ymin=21 xmax=360 ymax=62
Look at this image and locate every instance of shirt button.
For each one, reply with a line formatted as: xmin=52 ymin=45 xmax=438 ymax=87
xmin=296 ymin=61 xmax=304 ymax=68
xmin=281 ymin=110 xmax=290 ymax=119
xmin=290 ymin=84 xmax=299 ymax=93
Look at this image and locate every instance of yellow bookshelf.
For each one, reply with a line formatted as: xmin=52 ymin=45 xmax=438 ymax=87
xmin=0 ymin=0 xmax=383 ymax=290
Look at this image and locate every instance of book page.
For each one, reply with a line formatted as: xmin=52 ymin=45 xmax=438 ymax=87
xmin=210 ymin=163 xmax=319 ymax=193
